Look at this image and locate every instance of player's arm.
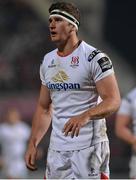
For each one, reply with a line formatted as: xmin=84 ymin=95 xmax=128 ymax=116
xmin=63 ymin=74 xmax=121 ymax=137
xmin=25 ymin=85 xmax=52 ymax=170
xmin=86 ymin=73 xmax=121 ymax=119
xmin=115 ymin=114 xmax=136 ymax=145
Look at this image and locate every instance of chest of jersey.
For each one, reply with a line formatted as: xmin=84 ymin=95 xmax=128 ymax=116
xmin=45 ymin=54 xmax=93 ymax=92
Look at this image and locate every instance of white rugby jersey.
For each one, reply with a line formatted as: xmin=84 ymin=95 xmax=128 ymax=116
xmin=40 ymin=41 xmax=114 ymax=151
xmin=117 ymin=88 xmax=136 ymax=135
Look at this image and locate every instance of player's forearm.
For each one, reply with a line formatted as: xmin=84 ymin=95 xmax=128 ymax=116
xmin=85 ymin=97 xmax=120 ymax=120
xmin=29 ymin=106 xmax=51 ymax=148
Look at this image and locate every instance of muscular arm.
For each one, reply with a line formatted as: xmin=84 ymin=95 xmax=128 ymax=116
xmin=30 ymin=85 xmax=52 ymax=147
xmin=85 ymin=74 xmax=121 ymax=120
xmin=115 ymin=114 xmax=136 ymax=145
xmin=63 ymin=74 xmax=121 ymax=137
xmin=25 ymin=85 xmax=52 ymax=170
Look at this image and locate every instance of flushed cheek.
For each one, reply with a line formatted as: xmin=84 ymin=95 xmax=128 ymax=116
xmin=60 ymin=29 xmax=70 ymax=37
xmin=55 ymin=31 xmax=65 ymax=39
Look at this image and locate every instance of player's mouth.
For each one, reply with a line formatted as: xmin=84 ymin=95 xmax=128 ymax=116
xmin=50 ymin=31 xmax=57 ymax=36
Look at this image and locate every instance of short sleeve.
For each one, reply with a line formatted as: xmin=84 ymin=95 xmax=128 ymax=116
xmin=89 ymin=52 xmax=114 ymax=82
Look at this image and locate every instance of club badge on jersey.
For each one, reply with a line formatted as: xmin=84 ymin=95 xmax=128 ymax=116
xmin=70 ymin=56 xmax=79 ymax=68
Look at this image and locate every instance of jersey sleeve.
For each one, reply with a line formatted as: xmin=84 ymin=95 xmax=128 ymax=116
xmin=40 ymin=56 xmax=47 ymax=86
xmin=88 ymin=51 xmax=114 ymax=82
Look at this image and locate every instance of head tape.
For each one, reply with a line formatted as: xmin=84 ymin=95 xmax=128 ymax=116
xmin=49 ymin=9 xmax=79 ymax=30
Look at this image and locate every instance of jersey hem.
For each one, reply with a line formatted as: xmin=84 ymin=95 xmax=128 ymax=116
xmin=49 ymin=139 xmax=109 ymax=151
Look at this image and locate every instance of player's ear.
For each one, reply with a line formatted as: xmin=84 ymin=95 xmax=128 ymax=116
xmin=73 ymin=26 xmax=77 ymax=32
xmin=70 ymin=24 xmax=77 ymax=33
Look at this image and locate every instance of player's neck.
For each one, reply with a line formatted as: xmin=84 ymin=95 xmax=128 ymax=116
xmin=57 ymin=36 xmax=80 ymax=57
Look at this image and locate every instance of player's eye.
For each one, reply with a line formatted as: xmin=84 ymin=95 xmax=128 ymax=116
xmin=49 ymin=18 xmax=52 ymax=23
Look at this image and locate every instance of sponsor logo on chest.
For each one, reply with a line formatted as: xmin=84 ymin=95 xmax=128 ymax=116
xmin=47 ymin=70 xmax=80 ymax=91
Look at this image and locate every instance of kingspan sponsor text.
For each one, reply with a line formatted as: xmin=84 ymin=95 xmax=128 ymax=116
xmin=47 ymin=82 xmax=80 ymax=91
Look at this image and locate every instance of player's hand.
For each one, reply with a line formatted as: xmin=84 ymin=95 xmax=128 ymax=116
xmin=63 ymin=112 xmax=90 ymax=138
xmin=25 ymin=142 xmax=38 ymax=171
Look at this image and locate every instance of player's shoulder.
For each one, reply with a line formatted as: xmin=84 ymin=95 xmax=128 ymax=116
xmin=42 ymin=48 xmax=57 ymax=64
xmin=80 ymin=41 xmax=96 ymax=54
xmin=81 ymin=41 xmax=108 ymax=62
xmin=44 ymin=48 xmax=57 ymax=58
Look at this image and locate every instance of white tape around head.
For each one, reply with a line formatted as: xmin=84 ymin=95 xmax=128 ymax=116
xmin=49 ymin=9 xmax=79 ymax=30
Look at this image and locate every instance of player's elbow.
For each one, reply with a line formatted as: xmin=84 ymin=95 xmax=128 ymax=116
xmin=109 ymin=97 xmax=121 ymax=114
xmin=114 ymin=98 xmax=121 ymax=112
xmin=103 ymin=92 xmax=121 ymax=115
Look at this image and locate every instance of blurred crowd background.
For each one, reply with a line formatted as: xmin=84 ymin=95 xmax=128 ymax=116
xmin=0 ymin=0 xmax=136 ymax=178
